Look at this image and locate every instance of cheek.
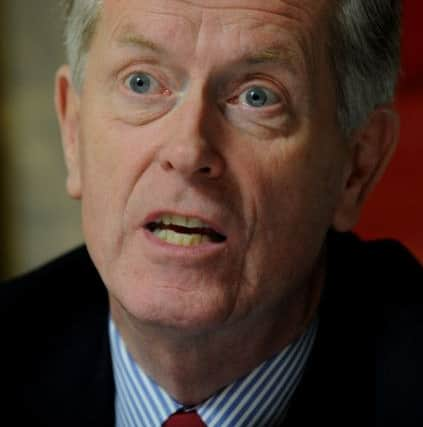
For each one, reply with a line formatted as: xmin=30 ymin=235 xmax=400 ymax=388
xmin=78 ymin=115 xmax=160 ymax=265
xmin=239 ymin=137 xmax=345 ymax=291
xmin=79 ymin=109 xmax=161 ymax=203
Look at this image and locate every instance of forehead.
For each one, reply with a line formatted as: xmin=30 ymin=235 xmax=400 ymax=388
xmin=101 ymin=0 xmax=328 ymax=17
xmin=93 ymin=0 xmax=331 ymax=78
xmin=98 ymin=0 xmax=330 ymax=47
xmin=101 ymin=0 xmax=327 ymax=14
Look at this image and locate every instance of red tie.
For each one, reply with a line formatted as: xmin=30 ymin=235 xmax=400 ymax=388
xmin=163 ymin=411 xmax=206 ymax=427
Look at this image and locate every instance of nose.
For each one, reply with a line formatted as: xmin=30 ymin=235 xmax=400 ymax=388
xmin=157 ymin=87 xmax=225 ymax=180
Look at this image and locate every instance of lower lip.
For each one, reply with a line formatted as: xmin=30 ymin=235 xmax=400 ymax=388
xmin=140 ymin=228 xmax=228 ymax=259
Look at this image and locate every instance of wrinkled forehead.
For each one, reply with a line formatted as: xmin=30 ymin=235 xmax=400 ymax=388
xmin=96 ymin=0 xmax=332 ymax=59
xmin=99 ymin=0 xmax=331 ymax=33
xmin=101 ymin=0 xmax=328 ymax=12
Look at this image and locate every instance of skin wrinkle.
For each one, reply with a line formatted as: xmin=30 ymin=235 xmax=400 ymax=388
xmin=114 ymin=18 xmax=196 ymax=52
xmin=212 ymin=11 xmax=322 ymax=114
xmin=110 ymin=48 xmax=238 ymax=240
xmin=58 ymin=0 xmax=378 ymax=404
xmin=103 ymin=0 xmax=317 ymax=74
xmin=104 ymin=7 xmax=312 ymax=74
xmin=109 ymin=27 xmax=313 ymax=123
xmin=75 ymin=0 xmax=323 ymax=93
xmin=173 ymin=0 xmax=316 ymax=19
xmin=103 ymin=3 xmax=198 ymax=49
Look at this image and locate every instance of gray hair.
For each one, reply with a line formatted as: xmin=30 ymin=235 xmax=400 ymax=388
xmin=63 ymin=0 xmax=102 ymax=89
xmin=62 ymin=0 xmax=401 ymax=135
xmin=329 ymin=0 xmax=401 ymax=134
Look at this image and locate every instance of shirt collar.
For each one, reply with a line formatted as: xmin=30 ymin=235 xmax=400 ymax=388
xmin=109 ymin=318 xmax=318 ymax=427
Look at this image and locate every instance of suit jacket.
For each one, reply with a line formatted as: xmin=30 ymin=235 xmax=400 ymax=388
xmin=1 ymin=232 xmax=422 ymax=427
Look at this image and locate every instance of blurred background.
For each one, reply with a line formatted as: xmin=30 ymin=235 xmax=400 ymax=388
xmin=355 ymin=0 xmax=423 ymax=264
xmin=0 ymin=1 xmax=83 ymax=280
xmin=0 ymin=0 xmax=421 ymax=281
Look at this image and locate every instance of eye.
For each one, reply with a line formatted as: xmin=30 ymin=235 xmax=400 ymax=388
xmin=125 ymin=72 xmax=158 ymax=94
xmin=239 ymin=86 xmax=280 ymax=108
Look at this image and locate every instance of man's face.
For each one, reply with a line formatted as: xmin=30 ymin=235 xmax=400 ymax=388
xmin=61 ymin=0 xmax=352 ymax=332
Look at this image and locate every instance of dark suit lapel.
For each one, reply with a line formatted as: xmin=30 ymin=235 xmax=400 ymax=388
xmin=17 ymin=247 xmax=117 ymax=427
xmin=282 ymin=232 xmax=372 ymax=426
xmin=67 ymin=306 xmax=116 ymax=427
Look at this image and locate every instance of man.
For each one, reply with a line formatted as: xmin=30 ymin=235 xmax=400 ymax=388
xmin=1 ymin=0 xmax=422 ymax=426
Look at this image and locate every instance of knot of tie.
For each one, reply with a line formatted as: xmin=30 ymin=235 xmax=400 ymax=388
xmin=163 ymin=410 xmax=206 ymax=427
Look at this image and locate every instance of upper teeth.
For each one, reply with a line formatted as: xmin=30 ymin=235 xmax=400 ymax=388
xmin=159 ymin=214 xmax=209 ymax=229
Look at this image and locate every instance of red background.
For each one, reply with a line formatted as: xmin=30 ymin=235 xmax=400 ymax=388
xmin=355 ymin=0 xmax=423 ymax=263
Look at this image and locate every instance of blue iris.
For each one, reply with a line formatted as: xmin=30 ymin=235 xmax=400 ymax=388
xmin=128 ymin=73 xmax=151 ymax=94
xmin=245 ymin=87 xmax=268 ymax=107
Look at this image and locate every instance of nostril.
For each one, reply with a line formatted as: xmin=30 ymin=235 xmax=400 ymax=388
xmin=158 ymin=147 xmax=224 ymax=178
xmin=161 ymin=160 xmax=174 ymax=171
xmin=199 ymin=166 xmax=211 ymax=174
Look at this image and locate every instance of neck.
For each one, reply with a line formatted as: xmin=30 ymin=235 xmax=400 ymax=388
xmin=109 ymin=249 xmax=326 ymax=405
xmin=109 ymin=272 xmax=324 ymax=406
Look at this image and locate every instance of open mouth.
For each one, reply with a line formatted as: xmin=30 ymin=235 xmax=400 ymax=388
xmin=145 ymin=214 xmax=227 ymax=246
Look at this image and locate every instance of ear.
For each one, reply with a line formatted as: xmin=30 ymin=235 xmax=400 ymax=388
xmin=333 ymin=106 xmax=399 ymax=232
xmin=55 ymin=65 xmax=82 ymax=199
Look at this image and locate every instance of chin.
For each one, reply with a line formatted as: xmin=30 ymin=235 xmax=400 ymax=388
xmin=109 ymin=275 xmax=235 ymax=335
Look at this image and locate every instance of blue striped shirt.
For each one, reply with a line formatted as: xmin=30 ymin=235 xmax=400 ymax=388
xmin=109 ymin=318 xmax=318 ymax=427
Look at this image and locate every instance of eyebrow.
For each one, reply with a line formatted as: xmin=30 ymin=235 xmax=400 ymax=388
xmin=244 ymin=46 xmax=303 ymax=73
xmin=115 ymin=30 xmax=302 ymax=73
xmin=116 ymin=32 xmax=164 ymax=54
